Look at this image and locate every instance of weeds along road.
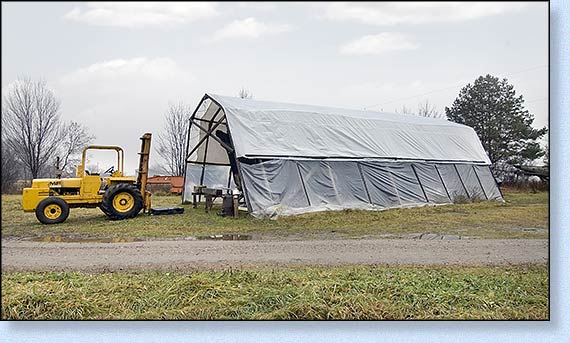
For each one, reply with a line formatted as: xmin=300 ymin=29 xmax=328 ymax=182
xmin=2 ymin=239 xmax=548 ymax=272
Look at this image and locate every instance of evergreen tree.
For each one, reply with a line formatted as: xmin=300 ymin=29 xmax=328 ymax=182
xmin=445 ymin=74 xmax=546 ymax=166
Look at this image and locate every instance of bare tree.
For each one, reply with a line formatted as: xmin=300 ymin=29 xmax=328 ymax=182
xmin=148 ymin=163 xmax=167 ymax=177
xmin=1 ymin=142 xmax=22 ymax=193
xmin=57 ymin=121 xmax=95 ymax=177
xmin=238 ymin=87 xmax=253 ymax=99
xmin=395 ymin=104 xmax=413 ymax=115
xmin=2 ymin=78 xmax=62 ymax=178
xmin=2 ymin=78 xmax=95 ymax=180
xmin=417 ymin=99 xmax=442 ymax=118
xmin=156 ymin=102 xmax=192 ymax=176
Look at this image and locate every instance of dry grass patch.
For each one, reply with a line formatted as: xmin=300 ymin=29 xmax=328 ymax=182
xmin=1 ymin=191 xmax=548 ymax=240
xmin=2 ymin=264 xmax=548 ymax=320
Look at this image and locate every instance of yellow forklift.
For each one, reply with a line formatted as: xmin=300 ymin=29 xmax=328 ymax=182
xmin=22 ymin=133 xmax=153 ymax=224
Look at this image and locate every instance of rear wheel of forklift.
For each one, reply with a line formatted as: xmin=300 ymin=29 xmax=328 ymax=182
xmin=35 ymin=197 xmax=70 ymax=224
xmin=100 ymin=183 xmax=144 ymax=220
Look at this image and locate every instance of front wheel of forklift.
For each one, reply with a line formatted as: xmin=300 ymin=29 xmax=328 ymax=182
xmin=100 ymin=183 xmax=144 ymax=220
xmin=35 ymin=197 xmax=70 ymax=224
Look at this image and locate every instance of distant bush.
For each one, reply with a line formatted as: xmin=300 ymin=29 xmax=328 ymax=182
xmin=2 ymin=180 xmax=31 ymax=195
xmin=501 ymin=180 xmax=549 ymax=193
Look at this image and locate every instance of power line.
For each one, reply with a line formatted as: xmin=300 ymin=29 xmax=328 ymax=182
xmin=363 ymin=64 xmax=548 ymax=110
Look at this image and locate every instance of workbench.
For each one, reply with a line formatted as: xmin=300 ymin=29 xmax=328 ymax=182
xmin=192 ymin=185 xmax=240 ymax=218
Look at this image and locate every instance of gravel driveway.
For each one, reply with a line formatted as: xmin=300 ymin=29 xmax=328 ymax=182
xmin=1 ymin=238 xmax=548 ymax=272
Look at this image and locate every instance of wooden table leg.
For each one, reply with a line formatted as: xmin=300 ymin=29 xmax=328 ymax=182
xmin=205 ymin=195 xmax=213 ymax=213
xmin=232 ymin=195 xmax=239 ymax=219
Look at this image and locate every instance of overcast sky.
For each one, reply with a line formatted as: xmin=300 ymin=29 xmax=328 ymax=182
xmin=1 ymin=2 xmax=548 ymax=174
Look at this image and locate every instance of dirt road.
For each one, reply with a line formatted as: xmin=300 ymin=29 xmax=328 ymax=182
xmin=1 ymin=239 xmax=548 ymax=272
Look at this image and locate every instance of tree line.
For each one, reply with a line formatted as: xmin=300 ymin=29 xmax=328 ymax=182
xmin=2 ymin=78 xmax=94 ymax=192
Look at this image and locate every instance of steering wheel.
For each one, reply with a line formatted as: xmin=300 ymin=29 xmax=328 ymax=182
xmin=103 ymin=166 xmax=115 ymax=175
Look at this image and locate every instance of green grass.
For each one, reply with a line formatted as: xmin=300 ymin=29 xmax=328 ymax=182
xmin=1 ymin=264 xmax=548 ymax=320
xmin=1 ymin=191 xmax=548 ymax=240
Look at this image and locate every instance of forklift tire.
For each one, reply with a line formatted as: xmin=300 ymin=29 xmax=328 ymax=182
xmin=35 ymin=197 xmax=70 ymax=224
xmin=100 ymin=183 xmax=144 ymax=220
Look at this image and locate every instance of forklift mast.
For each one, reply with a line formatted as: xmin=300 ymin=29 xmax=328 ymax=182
xmin=137 ymin=133 xmax=152 ymax=212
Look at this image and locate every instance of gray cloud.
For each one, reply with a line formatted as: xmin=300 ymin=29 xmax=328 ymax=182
xmin=64 ymin=2 xmax=219 ymax=28
xmin=322 ymin=2 xmax=528 ymax=26
xmin=340 ymin=32 xmax=420 ymax=55
xmin=212 ymin=17 xmax=294 ymax=40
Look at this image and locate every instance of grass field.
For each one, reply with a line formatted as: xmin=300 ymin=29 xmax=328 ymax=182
xmin=1 ymin=264 xmax=548 ymax=320
xmin=1 ymin=190 xmax=548 ymax=240
xmin=1 ymin=190 xmax=549 ymax=320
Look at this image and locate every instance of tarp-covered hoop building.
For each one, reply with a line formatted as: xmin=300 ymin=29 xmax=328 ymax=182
xmin=182 ymin=94 xmax=503 ymax=218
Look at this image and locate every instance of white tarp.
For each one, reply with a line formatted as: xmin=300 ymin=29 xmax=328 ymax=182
xmin=188 ymin=100 xmax=230 ymax=165
xmin=205 ymin=94 xmax=491 ymax=164
xmin=184 ymin=94 xmax=502 ymax=217
xmin=238 ymin=159 xmax=502 ymax=218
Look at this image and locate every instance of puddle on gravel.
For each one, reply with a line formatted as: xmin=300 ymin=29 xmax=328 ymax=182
xmin=31 ymin=235 xmax=141 ymax=243
xmin=196 ymin=234 xmax=252 ymax=241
